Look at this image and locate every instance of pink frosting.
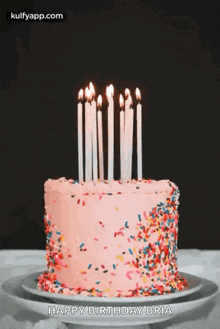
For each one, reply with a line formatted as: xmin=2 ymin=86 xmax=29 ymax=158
xmin=44 ymin=178 xmax=175 ymax=196
xmin=40 ymin=178 xmax=183 ymax=297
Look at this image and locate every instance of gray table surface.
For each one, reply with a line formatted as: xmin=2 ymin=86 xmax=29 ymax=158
xmin=0 ymin=249 xmax=220 ymax=329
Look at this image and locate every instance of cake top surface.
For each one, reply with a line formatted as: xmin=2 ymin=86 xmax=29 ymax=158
xmin=44 ymin=178 xmax=178 ymax=196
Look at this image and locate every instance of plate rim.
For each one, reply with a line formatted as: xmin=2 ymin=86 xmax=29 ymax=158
xmin=21 ymin=271 xmax=203 ymax=303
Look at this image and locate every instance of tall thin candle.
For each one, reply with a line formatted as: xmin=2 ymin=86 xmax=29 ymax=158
xmin=78 ymin=89 xmax=84 ymax=182
xmin=123 ymin=89 xmax=130 ymax=183
xmin=107 ymin=85 xmax=114 ymax=183
xmin=119 ymin=94 xmax=124 ymax=182
xmin=128 ymin=100 xmax=134 ymax=181
xmin=97 ymin=95 xmax=104 ymax=181
xmin=136 ymin=88 xmax=142 ymax=181
xmin=89 ymin=82 xmax=98 ymax=183
xmin=85 ymin=87 xmax=92 ymax=181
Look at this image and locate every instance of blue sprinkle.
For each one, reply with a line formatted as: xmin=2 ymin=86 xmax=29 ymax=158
xmin=113 ymin=264 xmax=116 ymax=269
xmin=108 ymin=193 xmax=112 ymax=195
xmin=130 ymin=235 xmax=134 ymax=239
xmin=138 ymin=214 xmax=141 ymax=221
xmin=79 ymin=243 xmax=84 ymax=248
xmin=151 ymin=289 xmax=159 ymax=294
xmin=143 ymin=238 xmax=147 ymax=242
xmin=128 ymin=248 xmax=133 ymax=255
xmin=125 ymin=221 xmax=128 ymax=228
xmin=47 ymin=221 xmax=51 ymax=226
xmin=88 ymin=263 xmax=92 ymax=269
xmin=96 ymin=281 xmax=100 ymax=284
xmin=56 ymin=231 xmax=61 ymax=235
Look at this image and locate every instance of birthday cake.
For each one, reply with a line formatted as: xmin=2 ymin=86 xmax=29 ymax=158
xmin=37 ymin=177 xmax=187 ymax=297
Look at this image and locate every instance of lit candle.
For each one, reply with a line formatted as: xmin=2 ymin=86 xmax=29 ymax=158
xmin=78 ymin=89 xmax=84 ymax=182
xmin=97 ymin=95 xmax=104 ymax=181
xmin=125 ymin=88 xmax=130 ymax=112
xmin=123 ymin=89 xmax=131 ymax=182
xmin=85 ymin=87 xmax=92 ymax=181
xmin=128 ymin=96 xmax=134 ymax=181
xmin=136 ymin=88 xmax=142 ymax=181
xmin=119 ymin=94 xmax=124 ymax=182
xmin=89 ymin=82 xmax=98 ymax=183
xmin=107 ymin=84 xmax=114 ymax=184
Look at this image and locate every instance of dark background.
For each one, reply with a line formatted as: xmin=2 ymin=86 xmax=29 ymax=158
xmin=0 ymin=0 xmax=219 ymax=249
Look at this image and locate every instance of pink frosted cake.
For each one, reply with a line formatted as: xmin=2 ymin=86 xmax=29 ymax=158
xmin=37 ymin=178 xmax=187 ymax=297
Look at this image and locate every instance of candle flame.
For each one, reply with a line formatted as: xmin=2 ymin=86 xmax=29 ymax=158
xmin=106 ymin=86 xmax=109 ymax=97
xmin=109 ymin=84 xmax=114 ymax=96
xmin=128 ymin=94 xmax=132 ymax=105
xmin=78 ymin=89 xmax=83 ymax=100
xmin=135 ymin=88 xmax=141 ymax=100
xmin=106 ymin=86 xmax=111 ymax=99
xmin=89 ymin=82 xmax=95 ymax=97
xmin=119 ymin=94 xmax=124 ymax=108
xmin=106 ymin=84 xmax=114 ymax=99
xmin=85 ymin=87 xmax=92 ymax=101
xmin=125 ymin=88 xmax=130 ymax=98
xmin=97 ymin=95 xmax=102 ymax=107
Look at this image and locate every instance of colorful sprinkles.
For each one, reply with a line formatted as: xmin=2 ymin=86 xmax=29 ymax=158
xmin=38 ymin=179 xmax=188 ymax=297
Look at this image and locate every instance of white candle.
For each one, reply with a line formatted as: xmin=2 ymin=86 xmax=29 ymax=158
xmin=123 ymin=89 xmax=130 ymax=183
xmin=78 ymin=89 xmax=84 ymax=182
xmin=124 ymin=91 xmax=132 ymax=182
xmin=97 ymin=95 xmax=104 ymax=181
xmin=119 ymin=94 xmax=124 ymax=182
xmin=107 ymin=85 xmax=114 ymax=183
xmin=89 ymin=82 xmax=98 ymax=184
xmin=136 ymin=88 xmax=142 ymax=181
xmin=128 ymin=106 xmax=134 ymax=181
xmin=85 ymin=87 xmax=92 ymax=181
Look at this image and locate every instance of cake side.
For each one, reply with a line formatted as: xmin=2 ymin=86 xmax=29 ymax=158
xmin=37 ymin=178 xmax=187 ymax=297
